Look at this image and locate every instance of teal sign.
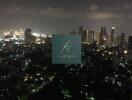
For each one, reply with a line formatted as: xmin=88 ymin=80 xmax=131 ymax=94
xmin=52 ymin=34 xmax=81 ymax=64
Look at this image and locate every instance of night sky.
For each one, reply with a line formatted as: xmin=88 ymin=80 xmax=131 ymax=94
xmin=0 ymin=0 xmax=132 ymax=36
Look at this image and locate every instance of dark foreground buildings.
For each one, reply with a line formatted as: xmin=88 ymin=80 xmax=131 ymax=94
xmin=0 ymin=28 xmax=132 ymax=100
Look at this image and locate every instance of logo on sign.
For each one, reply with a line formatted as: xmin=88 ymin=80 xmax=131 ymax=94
xmin=52 ymin=34 xmax=81 ymax=64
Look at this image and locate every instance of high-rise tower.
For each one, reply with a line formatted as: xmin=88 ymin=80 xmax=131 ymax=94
xmin=24 ymin=28 xmax=32 ymax=43
xmin=99 ymin=27 xmax=107 ymax=44
xmin=109 ymin=26 xmax=115 ymax=47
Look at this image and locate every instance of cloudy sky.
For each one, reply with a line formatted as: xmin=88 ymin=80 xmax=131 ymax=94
xmin=0 ymin=0 xmax=132 ymax=36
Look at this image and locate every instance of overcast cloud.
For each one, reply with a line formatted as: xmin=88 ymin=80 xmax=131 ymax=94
xmin=0 ymin=0 xmax=132 ymax=36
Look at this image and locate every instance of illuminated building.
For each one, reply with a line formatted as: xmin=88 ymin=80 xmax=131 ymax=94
xmin=99 ymin=27 xmax=107 ymax=45
xmin=79 ymin=29 xmax=94 ymax=44
xmin=94 ymin=31 xmax=100 ymax=44
xmin=3 ymin=31 xmax=13 ymax=40
xmin=104 ymin=35 xmax=109 ymax=47
xmin=24 ymin=28 xmax=36 ymax=43
xmin=111 ymin=26 xmax=115 ymax=35
xmin=109 ymin=26 xmax=115 ymax=47
xmin=87 ymin=30 xmax=95 ymax=44
xmin=24 ymin=28 xmax=31 ymax=40
xmin=103 ymin=32 xmax=109 ymax=47
xmin=0 ymin=29 xmax=24 ymax=42
xmin=113 ymin=35 xmax=121 ymax=46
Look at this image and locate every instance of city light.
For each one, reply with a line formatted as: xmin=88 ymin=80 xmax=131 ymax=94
xmin=112 ymin=26 xmax=115 ymax=29
xmin=0 ymin=27 xmax=131 ymax=100
xmin=124 ymin=50 xmax=128 ymax=54
xmin=32 ymin=32 xmax=40 ymax=37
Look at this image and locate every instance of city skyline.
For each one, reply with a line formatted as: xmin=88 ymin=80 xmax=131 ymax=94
xmin=0 ymin=0 xmax=132 ymax=37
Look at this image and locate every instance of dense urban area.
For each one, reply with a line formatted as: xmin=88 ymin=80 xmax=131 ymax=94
xmin=0 ymin=26 xmax=132 ymax=100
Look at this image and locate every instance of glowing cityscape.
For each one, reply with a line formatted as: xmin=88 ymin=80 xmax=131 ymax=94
xmin=0 ymin=0 xmax=132 ymax=100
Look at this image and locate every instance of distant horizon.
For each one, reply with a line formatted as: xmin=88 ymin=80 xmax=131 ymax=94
xmin=0 ymin=0 xmax=132 ymax=38
xmin=0 ymin=25 xmax=131 ymax=39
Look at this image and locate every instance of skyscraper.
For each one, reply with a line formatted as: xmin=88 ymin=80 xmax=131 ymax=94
xmin=78 ymin=25 xmax=85 ymax=43
xmin=111 ymin=26 xmax=115 ymax=36
xmin=99 ymin=27 xmax=107 ymax=44
xmin=24 ymin=28 xmax=36 ymax=44
xmin=109 ymin=26 xmax=115 ymax=47
xmin=24 ymin=28 xmax=31 ymax=43
xmin=120 ymin=33 xmax=125 ymax=48
xmin=87 ymin=30 xmax=95 ymax=44
xmin=82 ymin=30 xmax=88 ymax=43
xmin=113 ymin=35 xmax=121 ymax=46
xmin=94 ymin=31 xmax=100 ymax=44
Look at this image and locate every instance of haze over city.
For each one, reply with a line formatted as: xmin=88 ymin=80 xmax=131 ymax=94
xmin=0 ymin=0 xmax=132 ymax=37
xmin=0 ymin=1 xmax=132 ymax=100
